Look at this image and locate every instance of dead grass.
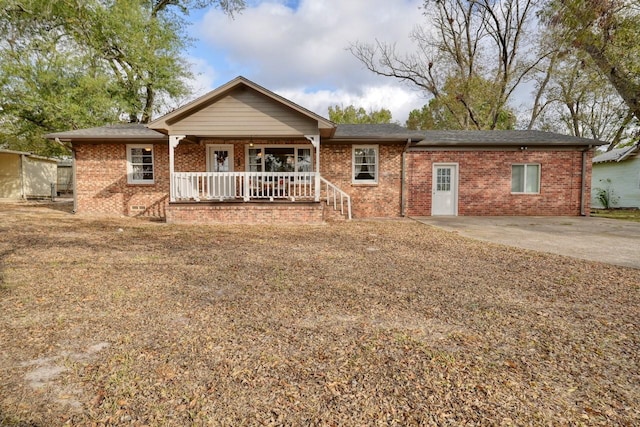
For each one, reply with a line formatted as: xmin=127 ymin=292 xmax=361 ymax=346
xmin=591 ymin=208 xmax=640 ymax=222
xmin=1 ymin=202 xmax=639 ymax=426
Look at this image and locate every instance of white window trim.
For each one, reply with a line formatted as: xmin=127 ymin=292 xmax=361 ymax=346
xmin=511 ymin=163 xmax=540 ymax=194
xmin=352 ymin=145 xmax=379 ymax=184
xmin=243 ymin=145 xmax=313 ymax=173
xmin=127 ymin=144 xmax=155 ymax=185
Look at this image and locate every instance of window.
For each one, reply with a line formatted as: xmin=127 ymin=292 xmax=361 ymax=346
xmin=353 ymin=146 xmax=378 ymax=183
xmin=512 ymin=164 xmax=540 ymax=194
xmin=127 ymin=144 xmax=154 ymax=184
xmin=246 ymin=146 xmax=312 ymax=174
xmin=436 ymin=167 xmax=451 ymax=191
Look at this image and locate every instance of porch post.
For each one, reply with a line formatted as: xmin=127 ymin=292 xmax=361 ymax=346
xmin=305 ymin=135 xmax=320 ymax=202
xmin=169 ymin=135 xmax=185 ymax=202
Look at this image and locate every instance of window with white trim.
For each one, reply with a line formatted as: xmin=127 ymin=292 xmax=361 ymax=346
xmin=127 ymin=144 xmax=154 ymax=184
xmin=511 ymin=163 xmax=540 ymax=194
xmin=353 ymin=145 xmax=378 ymax=183
xmin=246 ymin=146 xmax=312 ymax=173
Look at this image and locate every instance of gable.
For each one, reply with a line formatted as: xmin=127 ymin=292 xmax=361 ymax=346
xmin=164 ymin=87 xmax=319 ymax=137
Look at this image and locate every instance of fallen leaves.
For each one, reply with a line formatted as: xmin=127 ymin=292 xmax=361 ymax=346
xmin=0 ymin=202 xmax=639 ymax=425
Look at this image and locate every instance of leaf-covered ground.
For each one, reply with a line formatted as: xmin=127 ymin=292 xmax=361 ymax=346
xmin=1 ymin=202 xmax=639 ymax=426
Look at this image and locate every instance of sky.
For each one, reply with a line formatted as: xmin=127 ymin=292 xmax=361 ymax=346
xmin=183 ymin=0 xmax=428 ymax=124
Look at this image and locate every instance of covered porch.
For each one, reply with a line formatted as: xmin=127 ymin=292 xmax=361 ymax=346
xmin=168 ymin=135 xmax=322 ymax=203
xmin=165 ymin=135 xmax=351 ymax=221
xmin=147 ymin=76 xmax=350 ymax=222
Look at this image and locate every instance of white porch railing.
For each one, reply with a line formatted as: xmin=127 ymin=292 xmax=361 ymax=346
xmin=320 ymin=176 xmax=352 ymax=220
xmin=172 ymin=172 xmax=317 ymax=202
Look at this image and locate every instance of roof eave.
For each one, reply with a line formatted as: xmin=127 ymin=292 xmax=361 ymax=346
xmin=50 ymin=136 xmax=168 ymax=143
xmin=411 ymin=141 xmax=605 ymax=148
xmin=328 ymin=137 xmax=421 ymax=143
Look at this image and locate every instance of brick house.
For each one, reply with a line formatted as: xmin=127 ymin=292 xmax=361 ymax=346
xmin=46 ymin=76 xmax=603 ymax=224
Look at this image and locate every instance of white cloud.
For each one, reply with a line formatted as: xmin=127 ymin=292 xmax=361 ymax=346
xmin=188 ymin=0 xmax=427 ymax=123
xmin=185 ymin=56 xmax=218 ymax=98
xmin=279 ymin=84 xmax=426 ymax=124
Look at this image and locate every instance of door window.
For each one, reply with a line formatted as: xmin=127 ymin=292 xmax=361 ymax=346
xmin=436 ymin=168 xmax=451 ymax=191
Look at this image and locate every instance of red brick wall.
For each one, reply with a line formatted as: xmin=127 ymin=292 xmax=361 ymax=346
xmin=166 ymin=202 xmax=323 ymax=224
xmin=74 ymin=142 xmax=169 ymax=218
xmin=405 ymin=149 xmax=593 ymax=216
xmin=321 ymin=143 xmax=404 ymax=218
xmin=74 ymin=141 xmax=593 ymax=220
xmin=73 ymin=138 xmax=315 ymax=219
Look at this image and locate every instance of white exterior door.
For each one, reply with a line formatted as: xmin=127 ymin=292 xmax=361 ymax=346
xmin=206 ymin=145 xmax=235 ymax=199
xmin=432 ymin=164 xmax=458 ymax=216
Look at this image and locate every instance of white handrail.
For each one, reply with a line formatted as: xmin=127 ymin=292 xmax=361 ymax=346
xmin=172 ymin=172 xmax=316 ymax=202
xmin=171 ymin=172 xmax=351 ymax=220
xmin=320 ymin=176 xmax=352 ymax=220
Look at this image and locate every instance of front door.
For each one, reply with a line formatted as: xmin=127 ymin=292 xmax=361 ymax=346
xmin=432 ymin=164 xmax=458 ymax=216
xmin=206 ymin=144 xmax=235 ymax=199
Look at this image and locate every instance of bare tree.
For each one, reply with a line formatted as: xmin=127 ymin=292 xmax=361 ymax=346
xmin=350 ymin=0 xmax=544 ymax=130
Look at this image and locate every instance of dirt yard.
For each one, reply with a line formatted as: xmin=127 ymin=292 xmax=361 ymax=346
xmin=1 ymin=202 xmax=639 ymax=426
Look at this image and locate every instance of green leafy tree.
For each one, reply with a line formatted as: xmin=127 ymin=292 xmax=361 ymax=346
xmin=328 ymin=105 xmax=393 ymax=124
xmin=0 ymin=0 xmax=244 ymax=156
xmin=406 ymin=76 xmax=516 ymax=130
xmin=538 ymin=0 xmax=640 ymax=149
xmin=542 ymin=0 xmax=640 ymax=125
xmin=536 ymin=51 xmax=637 ymax=149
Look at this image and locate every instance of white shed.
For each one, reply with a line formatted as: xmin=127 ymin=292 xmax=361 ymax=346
xmin=0 ymin=149 xmax=58 ymax=200
xmin=592 ymin=144 xmax=640 ymax=209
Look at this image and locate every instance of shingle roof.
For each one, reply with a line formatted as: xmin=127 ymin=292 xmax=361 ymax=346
xmin=44 ymin=122 xmax=607 ymax=150
xmin=592 ymin=144 xmax=640 ymax=163
xmin=45 ymin=123 xmax=166 ymax=141
xmin=413 ymin=130 xmax=605 ymax=147
xmin=334 ymin=124 xmax=424 ymax=140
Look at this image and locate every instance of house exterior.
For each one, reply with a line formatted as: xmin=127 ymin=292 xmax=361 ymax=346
xmin=0 ymin=149 xmax=58 ymax=200
xmin=46 ymin=76 xmax=603 ymax=223
xmin=591 ymin=144 xmax=640 ymax=209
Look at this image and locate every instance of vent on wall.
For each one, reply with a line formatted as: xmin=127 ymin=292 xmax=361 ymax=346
xmin=130 ymin=205 xmax=146 ymax=212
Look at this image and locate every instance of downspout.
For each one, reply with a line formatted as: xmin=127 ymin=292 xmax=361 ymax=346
xmin=580 ymin=145 xmax=592 ymax=216
xmin=401 ymin=138 xmax=411 ymax=217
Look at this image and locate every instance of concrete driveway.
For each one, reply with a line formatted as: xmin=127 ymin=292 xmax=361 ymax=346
xmin=412 ymin=216 xmax=640 ymax=269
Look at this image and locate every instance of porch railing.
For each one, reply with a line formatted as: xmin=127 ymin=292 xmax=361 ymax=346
xmin=320 ymin=176 xmax=352 ymax=220
xmin=172 ymin=172 xmax=317 ymax=202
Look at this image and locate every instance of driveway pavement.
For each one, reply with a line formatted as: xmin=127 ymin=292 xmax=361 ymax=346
xmin=412 ymin=216 xmax=640 ymax=269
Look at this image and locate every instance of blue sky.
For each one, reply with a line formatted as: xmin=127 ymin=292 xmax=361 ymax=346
xmin=181 ymin=0 xmax=427 ymax=123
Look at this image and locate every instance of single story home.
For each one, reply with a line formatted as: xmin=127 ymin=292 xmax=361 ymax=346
xmin=46 ymin=76 xmax=604 ymax=224
xmin=0 ymin=148 xmax=58 ymax=200
xmin=591 ymin=143 xmax=640 ymax=209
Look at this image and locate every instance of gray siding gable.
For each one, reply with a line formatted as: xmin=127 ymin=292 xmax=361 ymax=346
xmin=166 ymin=86 xmax=319 ymax=137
